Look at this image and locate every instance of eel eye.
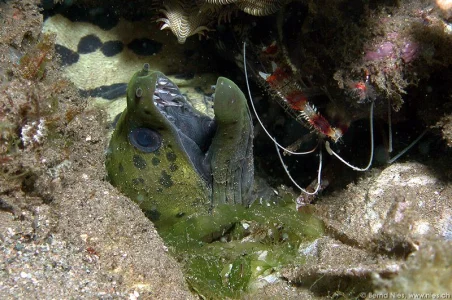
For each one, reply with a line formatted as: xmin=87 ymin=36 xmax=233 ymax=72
xmin=129 ymin=128 xmax=162 ymax=153
xmin=135 ymin=87 xmax=143 ymax=98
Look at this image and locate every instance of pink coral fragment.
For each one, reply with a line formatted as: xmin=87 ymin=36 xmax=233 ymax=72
xmin=364 ymin=42 xmax=395 ymax=61
xmin=401 ymin=41 xmax=419 ymax=63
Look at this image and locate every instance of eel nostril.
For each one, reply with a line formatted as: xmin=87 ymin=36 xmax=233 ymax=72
xmin=136 ymin=87 xmax=143 ymax=98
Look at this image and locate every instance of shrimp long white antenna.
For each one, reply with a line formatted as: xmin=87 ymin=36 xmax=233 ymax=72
xmin=325 ymin=101 xmax=375 ymax=172
xmin=243 ymin=42 xmax=317 ymax=155
xmin=387 ymin=129 xmax=427 ymax=164
xmin=388 ymin=98 xmax=393 ymax=153
xmin=275 ymin=140 xmax=323 ymax=195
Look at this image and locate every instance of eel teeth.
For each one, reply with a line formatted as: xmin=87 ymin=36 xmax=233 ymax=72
xmin=154 ymin=96 xmax=183 ymax=108
xmin=155 ymin=88 xmax=170 ymax=95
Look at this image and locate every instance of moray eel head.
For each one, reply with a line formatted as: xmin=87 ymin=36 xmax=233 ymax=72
xmin=106 ymin=64 xmax=253 ymax=224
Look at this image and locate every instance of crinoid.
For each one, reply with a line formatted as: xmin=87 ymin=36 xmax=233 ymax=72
xmin=154 ymin=0 xmax=289 ymax=43
xmin=156 ymin=1 xmax=218 ymax=44
xmin=202 ymin=0 xmax=285 ymax=16
xmin=235 ymin=0 xmax=285 ymax=16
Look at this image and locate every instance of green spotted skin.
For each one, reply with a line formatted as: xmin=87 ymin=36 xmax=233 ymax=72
xmin=209 ymin=77 xmax=254 ymax=206
xmin=106 ymin=65 xmax=253 ymax=224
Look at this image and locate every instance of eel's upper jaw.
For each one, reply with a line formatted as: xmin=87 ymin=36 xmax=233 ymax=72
xmin=130 ymin=67 xmax=184 ymax=115
xmin=153 ymin=73 xmax=185 ymax=109
xmin=129 ymin=67 xmax=216 ymax=183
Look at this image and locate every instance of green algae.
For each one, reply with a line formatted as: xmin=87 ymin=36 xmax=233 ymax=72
xmin=158 ymin=200 xmax=325 ymax=298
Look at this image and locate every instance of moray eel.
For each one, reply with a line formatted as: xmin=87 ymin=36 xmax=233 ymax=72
xmin=106 ymin=64 xmax=254 ymax=223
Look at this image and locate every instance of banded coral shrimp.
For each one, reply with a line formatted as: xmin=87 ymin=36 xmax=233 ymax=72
xmin=241 ymin=40 xmax=430 ymax=206
xmin=148 ymin=0 xmax=449 ymax=205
